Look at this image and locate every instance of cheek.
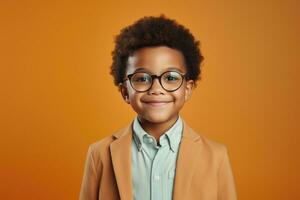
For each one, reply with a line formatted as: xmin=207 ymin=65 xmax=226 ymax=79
xmin=128 ymin=92 xmax=143 ymax=109
xmin=173 ymin=88 xmax=187 ymax=103
xmin=127 ymin=85 xmax=138 ymax=100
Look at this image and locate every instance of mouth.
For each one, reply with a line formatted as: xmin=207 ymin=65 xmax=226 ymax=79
xmin=142 ymin=101 xmax=172 ymax=107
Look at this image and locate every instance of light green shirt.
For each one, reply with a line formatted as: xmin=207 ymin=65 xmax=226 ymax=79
xmin=131 ymin=115 xmax=183 ymax=200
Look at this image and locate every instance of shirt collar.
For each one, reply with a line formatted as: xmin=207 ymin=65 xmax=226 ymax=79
xmin=132 ymin=115 xmax=183 ymax=152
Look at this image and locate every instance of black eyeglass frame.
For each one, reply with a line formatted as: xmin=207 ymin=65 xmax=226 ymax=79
xmin=122 ymin=70 xmax=187 ymax=92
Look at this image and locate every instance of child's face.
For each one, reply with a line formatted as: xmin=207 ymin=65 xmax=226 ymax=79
xmin=120 ymin=46 xmax=194 ymax=124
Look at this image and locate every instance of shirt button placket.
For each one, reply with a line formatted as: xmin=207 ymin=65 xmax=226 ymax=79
xmin=151 ymin=146 xmax=162 ymax=200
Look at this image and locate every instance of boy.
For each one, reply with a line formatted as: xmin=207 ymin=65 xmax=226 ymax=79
xmin=79 ymin=14 xmax=237 ymax=200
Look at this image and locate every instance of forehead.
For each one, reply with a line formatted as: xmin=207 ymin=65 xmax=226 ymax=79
xmin=126 ymin=46 xmax=186 ymax=74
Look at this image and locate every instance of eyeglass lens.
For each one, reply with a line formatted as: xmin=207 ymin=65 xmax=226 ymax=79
xmin=130 ymin=71 xmax=183 ymax=92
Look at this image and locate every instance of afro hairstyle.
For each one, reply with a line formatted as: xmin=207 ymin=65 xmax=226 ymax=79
xmin=110 ymin=14 xmax=204 ymax=89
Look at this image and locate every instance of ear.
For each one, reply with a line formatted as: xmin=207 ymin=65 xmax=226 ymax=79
xmin=184 ymin=80 xmax=194 ymax=102
xmin=119 ymin=83 xmax=130 ymax=104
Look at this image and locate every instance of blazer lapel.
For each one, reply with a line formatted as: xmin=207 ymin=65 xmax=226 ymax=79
xmin=110 ymin=124 xmax=133 ymax=200
xmin=173 ymin=119 xmax=202 ymax=200
xmin=109 ymin=119 xmax=202 ymax=200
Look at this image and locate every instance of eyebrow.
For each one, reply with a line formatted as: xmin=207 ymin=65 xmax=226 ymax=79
xmin=133 ymin=67 xmax=185 ymax=74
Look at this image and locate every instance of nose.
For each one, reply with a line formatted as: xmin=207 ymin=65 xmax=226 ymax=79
xmin=148 ymin=77 xmax=164 ymax=94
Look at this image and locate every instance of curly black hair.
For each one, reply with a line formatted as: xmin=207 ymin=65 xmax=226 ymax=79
xmin=110 ymin=14 xmax=204 ymax=89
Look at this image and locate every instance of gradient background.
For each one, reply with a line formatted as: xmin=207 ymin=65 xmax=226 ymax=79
xmin=0 ymin=0 xmax=299 ymax=199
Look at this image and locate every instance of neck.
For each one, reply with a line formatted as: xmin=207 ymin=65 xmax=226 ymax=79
xmin=138 ymin=114 xmax=179 ymax=142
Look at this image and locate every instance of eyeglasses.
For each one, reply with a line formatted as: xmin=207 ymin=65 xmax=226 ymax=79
xmin=122 ymin=70 xmax=187 ymax=92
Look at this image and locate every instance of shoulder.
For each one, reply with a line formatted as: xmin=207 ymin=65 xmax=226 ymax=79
xmin=183 ymin=119 xmax=228 ymax=156
xmin=87 ymin=126 xmax=129 ymax=158
xmin=189 ymin=126 xmax=229 ymax=163
xmin=186 ymin=123 xmax=228 ymax=152
xmin=199 ymin=133 xmax=228 ymax=154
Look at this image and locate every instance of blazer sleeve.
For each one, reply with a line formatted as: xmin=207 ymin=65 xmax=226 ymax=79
xmin=217 ymin=146 xmax=238 ymax=200
xmin=79 ymin=144 xmax=102 ymax=200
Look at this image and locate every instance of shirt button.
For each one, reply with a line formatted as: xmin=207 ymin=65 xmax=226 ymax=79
xmin=154 ymin=175 xmax=160 ymax=180
xmin=144 ymin=136 xmax=154 ymax=144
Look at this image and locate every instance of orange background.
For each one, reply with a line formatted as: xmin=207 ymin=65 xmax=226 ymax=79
xmin=0 ymin=0 xmax=299 ymax=199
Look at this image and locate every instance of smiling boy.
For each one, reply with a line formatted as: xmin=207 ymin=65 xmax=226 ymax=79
xmin=79 ymin=14 xmax=237 ymax=200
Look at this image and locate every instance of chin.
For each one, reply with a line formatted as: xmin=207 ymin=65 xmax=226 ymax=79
xmin=140 ymin=113 xmax=173 ymax=124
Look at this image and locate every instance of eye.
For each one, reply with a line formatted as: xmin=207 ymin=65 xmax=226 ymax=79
xmin=165 ymin=75 xmax=179 ymax=81
xmin=132 ymin=73 xmax=151 ymax=83
xmin=136 ymin=76 xmax=150 ymax=82
xmin=164 ymin=72 xmax=180 ymax=82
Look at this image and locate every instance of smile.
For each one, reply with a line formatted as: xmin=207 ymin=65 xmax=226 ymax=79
xmin=142 ymin=101 xmax=172 ymax=107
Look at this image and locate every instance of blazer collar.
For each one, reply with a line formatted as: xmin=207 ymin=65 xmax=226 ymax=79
xmin=110 ymin=118 xmax=202 ymax=200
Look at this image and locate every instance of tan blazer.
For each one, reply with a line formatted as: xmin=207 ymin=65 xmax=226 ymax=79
xmin=79 ymin=119 xmax=237 ymax=200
